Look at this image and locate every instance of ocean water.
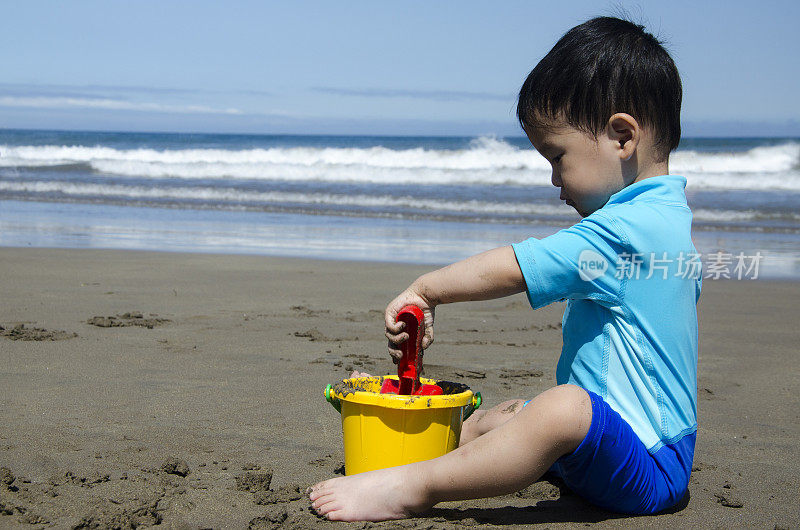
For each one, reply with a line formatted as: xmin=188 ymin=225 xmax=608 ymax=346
xmin=1 ymin=129 xmax=799 ymax=278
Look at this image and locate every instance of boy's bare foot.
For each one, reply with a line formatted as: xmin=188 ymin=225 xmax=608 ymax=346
xmin=309 ymin=385 xmax=591 ymax=521
xmin=348 ymin=370 xmax=372 ymax=379
xmin=308 ymin=465 xmax=431 ymax=522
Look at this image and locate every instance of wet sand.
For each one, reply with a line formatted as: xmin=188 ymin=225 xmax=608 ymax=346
xmin=0 ymin=247 xmax=798 ymax=528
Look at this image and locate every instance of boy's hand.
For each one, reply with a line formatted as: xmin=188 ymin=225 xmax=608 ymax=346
xmin=384 ymin=287 xmax=435 ymax=363
xmin=383 ymin=246 xmax=524 ymax=363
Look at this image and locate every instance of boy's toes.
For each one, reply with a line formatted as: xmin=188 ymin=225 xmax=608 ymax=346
xmin=312 ymin=493 xmax=337 ymax=511
xmin=324 ymin=509 xmax=346 ymax=521
xmin=308 ymin=482 xmax=329 ymax=501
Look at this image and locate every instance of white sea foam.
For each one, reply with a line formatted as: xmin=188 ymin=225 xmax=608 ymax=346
xmin=1 ymin=138 xmax=799 ymax=190
xmin=3 ymin=179 xmax=797 ymax=224
xmin=0 ymin=136 xmax=545 ymax=170
xmin=671 ymin=143 xmax=798 ymax=173
xmin=0 ymin=180 xmax=573 ymax=217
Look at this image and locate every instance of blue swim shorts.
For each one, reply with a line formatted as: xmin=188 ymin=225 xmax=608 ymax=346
xmin=523 ymin=390 xmax=695 ymax=514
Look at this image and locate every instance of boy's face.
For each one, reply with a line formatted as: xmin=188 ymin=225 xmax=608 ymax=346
xmin=525 ymin=120 xmax=631 ymax=218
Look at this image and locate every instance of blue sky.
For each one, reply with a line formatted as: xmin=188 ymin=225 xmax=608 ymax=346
xmin=1 ymin=0 xmax=798 ymax=136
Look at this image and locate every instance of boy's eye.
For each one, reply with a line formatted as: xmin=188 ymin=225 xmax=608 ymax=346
xmin=553 ymin=154 xmax=563 ymax=163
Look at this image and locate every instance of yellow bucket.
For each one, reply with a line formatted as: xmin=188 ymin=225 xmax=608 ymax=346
xmin=325 ymin=375 xmax=481 ymax=475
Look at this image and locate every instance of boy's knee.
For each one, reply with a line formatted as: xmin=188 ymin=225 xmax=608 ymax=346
xmin=465 ymin=399 xmax=524 ymax=436
xmin=527 ymin=384 xmax=592 ymax=448
xmin=548 ymin=383 xmax=590 ymax=405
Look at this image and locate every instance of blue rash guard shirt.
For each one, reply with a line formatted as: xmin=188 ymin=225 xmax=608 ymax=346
xmin=512 ymin=175 xmax=701 ymax=454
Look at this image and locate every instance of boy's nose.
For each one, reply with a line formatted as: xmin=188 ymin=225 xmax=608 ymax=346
xmin=551 ymin=170 xmax=562 ymax=187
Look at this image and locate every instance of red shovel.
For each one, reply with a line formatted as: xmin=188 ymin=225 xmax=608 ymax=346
xmin=380 ymin=304 xmax=443 ymax=396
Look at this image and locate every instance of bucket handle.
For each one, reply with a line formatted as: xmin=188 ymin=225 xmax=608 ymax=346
xmin=463 ymin=392 xmax=482 ymax=421
xmin=325 ymin=384 xmax=341 ymax=413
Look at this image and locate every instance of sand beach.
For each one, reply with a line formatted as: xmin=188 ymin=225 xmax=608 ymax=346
xmin=0 ymin=247 xmax=798 ymax=528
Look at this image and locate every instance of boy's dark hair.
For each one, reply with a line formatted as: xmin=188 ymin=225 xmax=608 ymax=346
xmin=517 ymin=16 xmax=682 ymax=161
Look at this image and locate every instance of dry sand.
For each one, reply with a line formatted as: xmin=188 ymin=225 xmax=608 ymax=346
xmin=0 ymin=247 xmax=798 ymax=529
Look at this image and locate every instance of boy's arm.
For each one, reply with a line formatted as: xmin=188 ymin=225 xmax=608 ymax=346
xmin=385 ymin=245 xmax=525 ymax=360
xmin=414 ymin=245 xmax=525 ymax=305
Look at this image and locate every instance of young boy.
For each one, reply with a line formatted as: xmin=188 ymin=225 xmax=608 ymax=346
xmin=309 ymin=16 xmax=700 ymax=521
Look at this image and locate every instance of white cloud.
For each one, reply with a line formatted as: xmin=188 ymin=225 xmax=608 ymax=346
xmin=314 ymin=86 xmax=514 ymax=102
xmin=0 ymin=96 xmax=244 ymax=115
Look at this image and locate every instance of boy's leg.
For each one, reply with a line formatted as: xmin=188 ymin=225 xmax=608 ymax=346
xmin=459 ymin=399 xmax=526 ymax=446
xmin=309 ymin=384 xmax=591 ymax=522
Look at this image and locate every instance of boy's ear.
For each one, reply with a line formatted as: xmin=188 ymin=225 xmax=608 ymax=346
xmin=607 ymin=113 xmax=639 ymax=161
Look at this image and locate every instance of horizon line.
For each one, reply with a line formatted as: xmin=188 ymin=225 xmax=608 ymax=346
xmin=1 ymin=125 xmax=799 ymax=141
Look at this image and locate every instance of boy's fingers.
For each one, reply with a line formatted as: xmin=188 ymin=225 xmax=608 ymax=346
xmin=421 ymin=325 xmax=434 ymax=349
xmin=387 ymin=342 xmax=401 ymax=363
xmin=385 ymin=331 xmax=409 ymax=345
xmin=423 ymin=308 xmax=434 ymax=325
xmin=384 ymin=306 xmax=397 ymax=330
xmin=422 ymin=308 xmax=435 ymax=349
xmin=421 ymin=328 xmax=434 ymax=350
xmin=385 ymin=319 xmax=405 ymax=334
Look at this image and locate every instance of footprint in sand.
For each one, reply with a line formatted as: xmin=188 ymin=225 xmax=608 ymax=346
xmin=290 ymin=305 xmax=331 ymax=318
xmin=293 ymin=328 xmax=360 ymax=342
xmin=0 ymin=323 xmax=77 ymax=341
xmin=253 ymin=484 xmax=303 ymax=505
xmin=87 ymin=312 xmax=171 ymax=329
xmin=499 ymin=368 xmax=544 ymax=379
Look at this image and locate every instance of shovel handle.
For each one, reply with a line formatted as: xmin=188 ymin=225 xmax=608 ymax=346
xmin=397 ymin=305 xmax=425 ymax=394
